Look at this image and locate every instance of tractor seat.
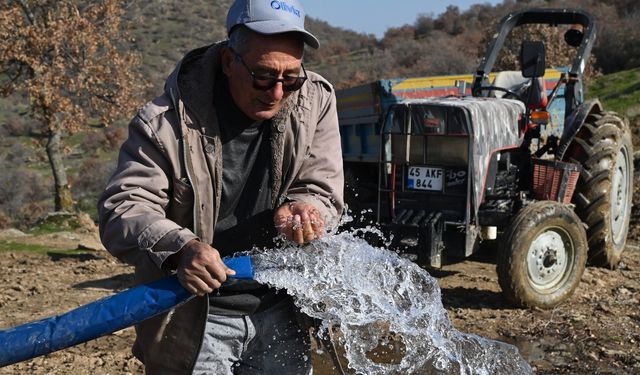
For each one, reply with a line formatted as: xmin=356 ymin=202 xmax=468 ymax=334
xmin=491 ymin=70 xmax=548 ymax=109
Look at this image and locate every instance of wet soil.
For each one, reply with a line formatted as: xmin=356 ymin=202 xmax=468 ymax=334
xmin=0 ymin=218 xmax=638 ymax=374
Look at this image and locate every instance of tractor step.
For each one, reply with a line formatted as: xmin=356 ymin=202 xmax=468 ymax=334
xmin=388 ymin=210 xmax=445 ymax=268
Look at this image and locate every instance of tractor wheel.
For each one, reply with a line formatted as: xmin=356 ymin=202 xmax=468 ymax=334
xmin=564 ymin=111 xmax=633 ymax=268
xmin=497 ymin=201 xmax=587 ymax=309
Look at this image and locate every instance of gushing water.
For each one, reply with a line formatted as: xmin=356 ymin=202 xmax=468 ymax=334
xmin=250 ymin=232 xmax=532 ymax=375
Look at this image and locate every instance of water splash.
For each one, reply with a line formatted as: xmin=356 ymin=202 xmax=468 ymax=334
xmin=251 ymin=232 xmax=532 ymax=375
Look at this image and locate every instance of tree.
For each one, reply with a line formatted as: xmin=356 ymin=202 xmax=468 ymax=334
xmin=433 ymin=5 xmax=464 ymax=36
xmin=0 ymin=0 xmax=142 ymax=211
xmin=487 ymin=23 xmax=600 ymax=82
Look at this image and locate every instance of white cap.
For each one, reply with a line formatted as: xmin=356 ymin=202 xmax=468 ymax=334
xmin=226 ymin=0 xmax=320 ymax=49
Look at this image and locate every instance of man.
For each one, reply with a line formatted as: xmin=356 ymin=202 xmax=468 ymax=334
xmin=98 ymin=0 xmax=344 ymax=373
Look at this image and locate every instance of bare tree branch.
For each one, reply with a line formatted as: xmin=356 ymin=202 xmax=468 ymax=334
xmin=13 ymin=0 xmax=36 ymax=25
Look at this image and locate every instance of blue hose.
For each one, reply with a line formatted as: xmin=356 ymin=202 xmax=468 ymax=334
xmin=0 ymin=255 xmax=253 ymax=367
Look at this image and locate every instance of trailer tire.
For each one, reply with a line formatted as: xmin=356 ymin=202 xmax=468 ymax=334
xmin=564 ymin=112 xmax=633 ymax=268
xmin=497 ymin=201 xmax=587 ymax=309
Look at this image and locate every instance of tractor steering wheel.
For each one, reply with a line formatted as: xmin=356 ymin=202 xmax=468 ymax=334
xmin=477 ymin=86 xmax=524 ymax=101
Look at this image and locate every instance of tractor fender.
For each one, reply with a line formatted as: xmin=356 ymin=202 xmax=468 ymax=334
xmin=555 ymin=99 xmax=603 ymax=160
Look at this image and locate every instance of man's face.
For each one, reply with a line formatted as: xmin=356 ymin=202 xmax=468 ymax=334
xmin=223 ymin=33 xmax=304 ymax=121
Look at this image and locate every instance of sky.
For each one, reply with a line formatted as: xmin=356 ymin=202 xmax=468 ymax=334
xmin=303 ymin=0 xmax=503 ymax=38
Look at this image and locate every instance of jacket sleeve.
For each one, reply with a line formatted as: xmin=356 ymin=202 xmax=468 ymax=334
xmin=286 ymin=81 xmax=345 ymax=230
xmin=98 ymin=113 xmax=198 ymax=270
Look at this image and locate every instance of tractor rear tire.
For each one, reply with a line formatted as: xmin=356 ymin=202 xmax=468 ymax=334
xmin=497 ymin=201 xmax=588 ymax=309
xmin=564 ymin=111 xmax=633 ymax=268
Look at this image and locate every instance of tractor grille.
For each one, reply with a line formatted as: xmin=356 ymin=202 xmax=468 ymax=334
xmin=532 ymin=159 xmax=580 ymax=204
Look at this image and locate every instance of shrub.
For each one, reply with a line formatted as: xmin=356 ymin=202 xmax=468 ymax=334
xmin=1 ymin=116 xmax=31 ymax=137
xmin=0 ymin=168 xmax=52 ymax=229
xmin=71 ymin=156 xmax=116 ymax=202
xmin=0 ymin=211 xmax=11 ymax=229
xmin=105 ymin=126 xmax=127 ymax=150
xmin=81 ymin=126 xmax=127 ymax=155
xmin=80 ymin=130 xmax=106 ymax=155
xmin=5 ymin=142 xmax=35 ymax=163
xmin=17 ymin=202 xmax=50 ymax=229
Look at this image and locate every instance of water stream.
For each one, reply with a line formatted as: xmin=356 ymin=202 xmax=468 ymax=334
xmin=250 ymin=231 xmax=532 ymax=375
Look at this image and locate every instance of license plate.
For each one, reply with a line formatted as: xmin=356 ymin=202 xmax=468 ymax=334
xmin=407 ymin=166 xmax=443 ymax=191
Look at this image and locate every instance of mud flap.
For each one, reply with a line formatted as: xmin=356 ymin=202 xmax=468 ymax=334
xmin=419 ymin=212 xmax=444 ymax=268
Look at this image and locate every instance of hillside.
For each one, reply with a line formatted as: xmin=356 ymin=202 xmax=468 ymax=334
xmin=0 ymin=0 xmax=639 ymax=229
xmin=126 ymin=0 xmax=232 ymax=97
xmin=588 ymin=68 xmax=640 ymax=118
xmin=129 ymin=0 xmax=640 ymax=91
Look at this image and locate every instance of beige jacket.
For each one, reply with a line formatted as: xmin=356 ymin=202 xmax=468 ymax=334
xmin=98 ymin=42 xmax=344 ymax=374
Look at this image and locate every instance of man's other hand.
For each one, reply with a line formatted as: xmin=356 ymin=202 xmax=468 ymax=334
xmin=174 ymin=240 xmax=236 ymax=296
xmin=274 ymin=201 xmax=325 ymax=244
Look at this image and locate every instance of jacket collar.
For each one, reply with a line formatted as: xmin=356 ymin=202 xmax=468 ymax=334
xmin=165 ymin=42 xmax=221 ymax=129
xmin=165 ymin=41 xmax=301 ymax=207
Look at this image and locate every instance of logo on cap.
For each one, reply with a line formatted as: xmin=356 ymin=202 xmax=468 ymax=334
xmin=270 ymin=1 xmax=301 ymax=18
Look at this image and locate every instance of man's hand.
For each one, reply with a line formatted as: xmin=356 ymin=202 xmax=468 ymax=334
xmin=274 ymin=201 xmax=325 ymax=244
xmin=173 ymin=240 xmax=236 ymax=296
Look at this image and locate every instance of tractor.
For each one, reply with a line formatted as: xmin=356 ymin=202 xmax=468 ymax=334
xmin=338 ymin=8 xmax=633 ymax=309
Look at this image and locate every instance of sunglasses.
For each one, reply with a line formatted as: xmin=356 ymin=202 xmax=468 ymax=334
xmin=231 ymin=49 xmax=308 ymax=92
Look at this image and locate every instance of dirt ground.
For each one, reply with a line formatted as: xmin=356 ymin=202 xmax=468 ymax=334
xmin=0 ymin=209 xmax=639 ymax=374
